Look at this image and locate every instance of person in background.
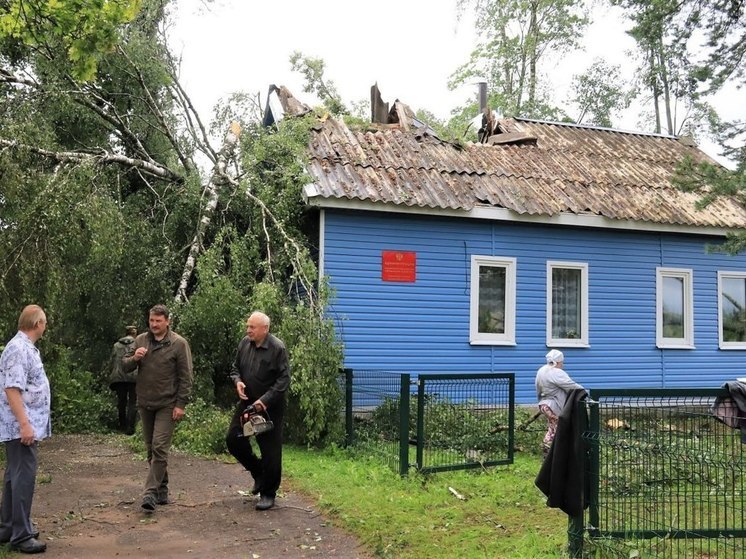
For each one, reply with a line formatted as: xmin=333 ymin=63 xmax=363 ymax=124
xmin=0 ymin=304 xmax=51 ymax=554
xmin=109 ymin=325 xmax=138 ymax=435
xmin=122 ymin=304 xmax=193 ymax=513
xmin=535 ymin=349 xmax=584 ymax=458
xmin=225 ymin=311 xmax=290 ymax=511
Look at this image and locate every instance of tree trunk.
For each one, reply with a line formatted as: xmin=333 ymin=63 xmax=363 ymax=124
xmin=657 ymin=42 xmax=674 ymax=135
xmin=649 ymin=48 xmax=662 ymax=134
xmin=527 ymin=1 xmax=539 ymax=108
xmin=174 ymin=122 xmax=241 ymax=303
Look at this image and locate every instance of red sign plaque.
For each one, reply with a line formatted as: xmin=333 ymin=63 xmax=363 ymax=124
xmin=382 ymin=251 xmax=416 ymax=282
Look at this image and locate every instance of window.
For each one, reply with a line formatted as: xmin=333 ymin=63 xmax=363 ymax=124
xmin=718 ymin=271 xmax=746 ymax=349
xmin=656 ymin=267 xmax=694 ymax=348
xmin=470 ymin=256 xmax=516 ymax=345
xmin=547 ymin=261 xmax=589 ymax=347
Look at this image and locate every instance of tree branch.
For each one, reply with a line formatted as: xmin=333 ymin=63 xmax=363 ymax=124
xmin=174 ymin=122 xmax=241 ymax=303
xmin=0 ymin=138 xmax=183 ymax=182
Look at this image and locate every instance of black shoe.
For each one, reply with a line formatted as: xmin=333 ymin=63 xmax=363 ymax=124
xmin=156 ymin=492 xmax=169 ymax=505
xmin=255 ymin=495 xmax=275 ymax=510
xmin=10 ymin=537 xmax=47 ymax=554
xmin=141 ymin=494 xmax=157 ymax=513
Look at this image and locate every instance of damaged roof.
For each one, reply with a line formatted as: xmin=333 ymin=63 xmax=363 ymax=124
xmin=270 ymin=85 xmax=746 ymax=232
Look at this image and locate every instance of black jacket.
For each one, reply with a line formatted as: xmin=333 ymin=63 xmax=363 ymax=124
xmin=712 ymin=381 xmax=746 ymax=443
xmin=535 ymin=388 xmax=589 ymax=517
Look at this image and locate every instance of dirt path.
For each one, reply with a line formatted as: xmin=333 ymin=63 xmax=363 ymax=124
xmin=19 ymin=434 xmax=373 ymax=559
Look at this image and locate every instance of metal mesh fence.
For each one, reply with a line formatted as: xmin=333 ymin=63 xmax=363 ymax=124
xmin=579 ymin=389 xmax=746 ymax=558
xmin=415 ymin=374 xmax=514 ymax=473
xmin=342 ymin=369 xmax=404 ymax=472
xmin=342 ymin=370 xmax=515 ymax=475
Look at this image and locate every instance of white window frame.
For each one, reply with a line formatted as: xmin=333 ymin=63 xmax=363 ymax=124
xmin=546 ymin=261 xmax=589 ymax=348
xmin=718 ymin=271 xmax=746 ymax=350
xmin=656 ymin=267 xmax=694 ymax=349
xmin=469 ymin=255 xmax=516 ymax=345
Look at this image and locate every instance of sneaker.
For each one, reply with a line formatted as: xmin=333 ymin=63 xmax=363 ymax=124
xmin=141 ymin=493 xmax=157 ymax=513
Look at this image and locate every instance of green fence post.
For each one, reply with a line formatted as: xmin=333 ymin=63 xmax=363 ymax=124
xmin=344 ymin=368 xmax=353 ymax=447
xmin=399 ymin=373 xmax=410 ymax=477
xmin=568 ymin=515 xmax=584 ymax=558
xmin=587 ymin=394 xmax=600 ymax=537
xmin=416 ymin=377 xmax=425 ymax=470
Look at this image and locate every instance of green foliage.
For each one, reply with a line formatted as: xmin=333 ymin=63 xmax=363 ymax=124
xmin=452 ymin=0 xmax=588 ymax=119
xmin=176 ymin=233 xmax=250 ymax=403
xmin=569 ymin=58 xmax=632 ymax=127
xmin=673 ymin=156 xmax=746 ymax=254
xmin=171 ymin=398 xmax=232 ymax=456
xmin=289 ymin=50 xmax=348 ymax=115
xmin=44 ymin=345 xmax=113 ymax=433
xmin=0 ymin=0 xmax=142 ymax=81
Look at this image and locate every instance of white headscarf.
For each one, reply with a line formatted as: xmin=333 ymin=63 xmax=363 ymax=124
xmin=545 ymin=349 xmax=564 ymax=366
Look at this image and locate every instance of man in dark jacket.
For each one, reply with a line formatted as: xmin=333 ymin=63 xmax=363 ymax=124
xmin=109 ymin=325 xmax=138 ymax=434
xmin=122 ymin=305 xmax=193 ymax=513
xmin=225 ymin=311 xmax=290 ymax=511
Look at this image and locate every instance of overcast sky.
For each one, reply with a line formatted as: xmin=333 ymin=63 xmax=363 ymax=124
xmin=169 ymin=0 xmax=741 ymax=165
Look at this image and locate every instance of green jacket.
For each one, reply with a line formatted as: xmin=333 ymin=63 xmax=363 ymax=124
xmin=122 ymin=329 xmax=193 ymax=410
xmin=109 ymin=335 xmax=136 ymax=387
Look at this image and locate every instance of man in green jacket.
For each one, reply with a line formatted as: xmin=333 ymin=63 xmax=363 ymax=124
xmin=122 ymin=304 xmax=193 ymax=513
xmin=108 ymin=325 xmax=137 ymax=434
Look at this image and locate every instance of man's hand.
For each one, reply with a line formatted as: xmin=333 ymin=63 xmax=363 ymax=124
xmin=133 ymin=347 xmax=148 ymax=361
xmin=252 ymin=400 xmax=266 ymax=413
xmin=236 ymin=381 xmax=248 ymax=400
xmin=19 ymin=422 xmax=35 ymax=446
xmin=172 ymin=407 xmax=185 ymax=421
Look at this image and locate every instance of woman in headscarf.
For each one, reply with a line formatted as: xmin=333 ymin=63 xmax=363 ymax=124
xmin=535 ymin=349 xmax=584 ymax=457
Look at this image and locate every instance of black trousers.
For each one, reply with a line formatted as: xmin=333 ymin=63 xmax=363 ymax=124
xmin=225 ymin=402 xmax=284 ymax=498
xmin=111 ymin=382 xmax=137 ymax=434
xmin=0 ymin=439 xmax=38 ymax=545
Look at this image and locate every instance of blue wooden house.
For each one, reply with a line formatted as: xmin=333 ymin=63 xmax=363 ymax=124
xmin=265 ymin=85 xmax=746 ymax=405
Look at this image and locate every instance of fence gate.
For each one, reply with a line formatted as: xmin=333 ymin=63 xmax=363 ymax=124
xmin=570 ymin=388 xmax=746 ymax=558
xmin=343 ymin=370 xmax=515 ymax=475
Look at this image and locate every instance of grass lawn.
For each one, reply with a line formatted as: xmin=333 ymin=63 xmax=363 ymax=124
xmin=283 ymin=446 xmax=572 ymax=558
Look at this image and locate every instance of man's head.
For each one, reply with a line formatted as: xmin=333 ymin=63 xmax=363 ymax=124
xmin=148 ymin=304 xmax=170 ymax=340
xmin=18 ymin=304 xmax=47 ymax=342
xmin=545 ymin=349 xmax=564 ymax=367
xmin=246 ymin=311 xmax=270 ymax=345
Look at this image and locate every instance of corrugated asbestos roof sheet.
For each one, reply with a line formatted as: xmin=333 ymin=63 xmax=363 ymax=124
xmin=305 ymin=116 xmax=746 ymax=229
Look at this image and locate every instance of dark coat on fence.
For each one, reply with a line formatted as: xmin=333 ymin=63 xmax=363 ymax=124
xmin=712 ymin=381 xmax=746 ymax=443
xmin=535 ymin=388 xmax=589 ymax=517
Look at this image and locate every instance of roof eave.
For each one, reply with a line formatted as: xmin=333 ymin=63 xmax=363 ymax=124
xmin=304 ymin=191 xmax=740 ymax=237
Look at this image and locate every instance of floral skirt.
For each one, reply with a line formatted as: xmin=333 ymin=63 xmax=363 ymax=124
xmin=539 ymin=403 xmax=558 ymax=457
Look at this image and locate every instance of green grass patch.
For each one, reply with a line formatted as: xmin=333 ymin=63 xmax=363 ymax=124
xmin=283 ymin=445 xmax=572 ymax=558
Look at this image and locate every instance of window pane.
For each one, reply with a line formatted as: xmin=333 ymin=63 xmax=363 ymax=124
xmin=722 ymin=277 xmax=746 ymax=342
xmin=662 ymin=276 xmax=684 ymax=338
xmin=552 ymin=268 xmax=582 ymax=339
xmin=478 ymin=266 xmax=506 ymax=334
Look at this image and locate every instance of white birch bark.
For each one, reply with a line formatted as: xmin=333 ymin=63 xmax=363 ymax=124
xmin=174 ymin=122 xmax=241 ymax=303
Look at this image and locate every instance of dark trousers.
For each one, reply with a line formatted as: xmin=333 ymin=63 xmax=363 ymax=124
xmin=225 ymin=403 xmax=284 ymax=498
xmin=0 ymin=440 xmax=38 ymax=545
xmin=112 ymin=382 xmax=137 ymax=434
xmin=139 ymin=406 xmax=174 ymax=498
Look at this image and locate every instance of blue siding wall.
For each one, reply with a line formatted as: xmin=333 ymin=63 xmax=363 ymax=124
xmin=322 ymin=209 xmax=746 ymax=404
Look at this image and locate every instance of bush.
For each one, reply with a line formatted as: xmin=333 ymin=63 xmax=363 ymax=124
xmin=45 ymin=345 xmax=113 ymax=433
xmin=171 ymin=398 xmax=233 ymax=456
